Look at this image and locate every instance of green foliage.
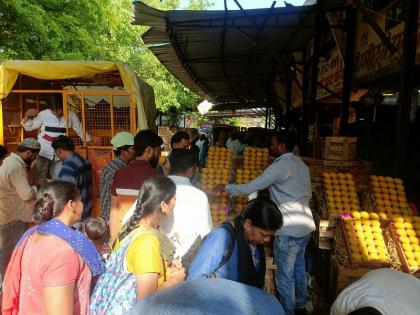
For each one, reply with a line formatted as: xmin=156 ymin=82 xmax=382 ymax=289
xmin=0 ymin=0 xmax=211 ymax=113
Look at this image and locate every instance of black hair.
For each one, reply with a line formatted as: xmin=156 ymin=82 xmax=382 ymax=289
xmin=115 ymin=176 xmax=176 ymax=246
xmin=272 ymin=131 xmax=296 ymax=152
xmin=0 ymin=145 xmax=7 ymax=160
xmin=169 ymin=149 xmax=198 ymax=175
xmin=199 ymin=134 xmax=207 ymax=141
xmin=242 ymin=197 xmax=283 ymax=231
xmin=171 ymin=131 xmax=190 ymax=148
xmin=114 ymin=144 xmax=132 ymax=156
xmin=52 ymin=135 xmax=75 ymax=152
xmin=79 ymin=217 xmax=109 ymax=243
xmin=349 ymin=307 xmax=382 ymax=315
xmin=134 ymin=129 xmax=163 ymax=157
xmin=47 ymin=94 xmax=63 ymax=110
xmin=33 ymin=181 xmax=80 ymax=222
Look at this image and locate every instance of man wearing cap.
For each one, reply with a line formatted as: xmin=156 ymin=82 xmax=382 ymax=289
xmin=99 ymin=132 xmax=135 ymax=221
xmin=0 ymin=138 xmax=40 ymax=285
xmin=22 ymin=93 xmax=92 ymax=180
xmin=109 ymin=129 xmax=162 ymax=241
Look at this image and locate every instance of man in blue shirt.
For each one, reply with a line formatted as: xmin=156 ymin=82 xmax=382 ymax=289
xmin=52 ymin=135 xmax=93 ymax=218
xmin=223 ymin=132 xmax=315 ymax=315
xmin=187 ymin=198 xmax=282 ymax=289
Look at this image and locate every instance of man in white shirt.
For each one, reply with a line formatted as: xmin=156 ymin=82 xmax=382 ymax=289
xmin=0 ymin=138 xmax=40 ymax=288
xmin=331 ymin=268 xmax=420 ymax=315
xmin=223 ymin=131 xmax=315 ymax=315
xmin=22 ymin=94 xmax=92 ymax=180
xmin=160 ymin=148 xmax=213 ymax=258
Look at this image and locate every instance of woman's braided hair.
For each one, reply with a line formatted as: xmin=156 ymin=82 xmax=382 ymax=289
xmin=114 ymin=176 xmax=176 ymax=246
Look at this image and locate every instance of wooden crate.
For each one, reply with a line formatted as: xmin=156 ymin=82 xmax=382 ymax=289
xmin=313 ymin=211 xmax=337 ymax=249
xmin=389 ymin=223 xmax=420 ymax=275
xmin=302 ymin=157 xmax=372 ymax=185
xmin=329 ymin=255 xmax=373 ymax=299
xmin=264 ymin=256 xmax=277 ymax=295
xmin=318 ymin=219 xmax=337 ymax=250
xmin=324 ymin=137 xmax=357 ymax=161
xmin=339 ymin=219 xmax=393 ymax=268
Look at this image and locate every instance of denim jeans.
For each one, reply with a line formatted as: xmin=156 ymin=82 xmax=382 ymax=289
xmin=273 ymin=233 xmax=311 ymax=315
xmin=129 ymin=278 xmax=285 ymax=315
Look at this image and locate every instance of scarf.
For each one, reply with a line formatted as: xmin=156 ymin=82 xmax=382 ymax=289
xmin=2 ymin=219 xmax=105 ymax=315
xmin=119 ymin=225 xmax=176 ymax=265
xmin=235 ymin=216 xmax=266 ymax=289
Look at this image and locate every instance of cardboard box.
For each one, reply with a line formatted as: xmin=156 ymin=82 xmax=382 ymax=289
xmin=324 ymin=137 xmax=357 ymax=161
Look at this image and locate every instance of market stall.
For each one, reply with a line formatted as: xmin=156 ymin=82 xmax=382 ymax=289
xmin=308 ymin=136 xmax=419 ymax=299
xmin=0 ymin=60 xmax=157 ymax=216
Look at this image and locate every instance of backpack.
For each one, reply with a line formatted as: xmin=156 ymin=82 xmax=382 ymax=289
xmin=182 ymin=222 xmax=236 ymax=277
xmin=210 ymin=222 xmax=236 ymax=277
xmin=89 ymin=227 xmax=156 ymax=315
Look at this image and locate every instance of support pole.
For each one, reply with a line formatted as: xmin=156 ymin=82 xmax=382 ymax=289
xmin=395 ymin=0 xmax=419 ymax=177
xmin=286 ymin=76 xmax=292 ymax=129
xmin=339 ymin=8 xmax=356 ymax=136
xmin=301 ymin=50 xmax=309 ymax=155
xmin=265 ymin=106 xmax=269 ymax=129
xmin=309 ymin=2 xmax=322 ymax=139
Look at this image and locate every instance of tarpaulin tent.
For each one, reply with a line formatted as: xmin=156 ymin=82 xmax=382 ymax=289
xmin=0 ymin=60 xmax=156 ymax=144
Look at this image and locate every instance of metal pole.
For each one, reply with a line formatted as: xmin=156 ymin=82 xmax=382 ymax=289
xmin=286 ymin=76 xmax=292 ymax=129
xmin=265 ymin=106 xmax=269 ymax=129
xmin=309 ymin=2 xmax=322 ymax=136
xmin=395 ymin=0 xmax=419 ymax=177
xmin=339 ymin=8 xmax=356 ymax=136
xmin=301 ymin=50 xmax=309 ymax=155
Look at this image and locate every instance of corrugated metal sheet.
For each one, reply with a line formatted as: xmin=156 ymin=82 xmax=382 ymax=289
xmin=133 ymin=1 xmax=316 ymax=109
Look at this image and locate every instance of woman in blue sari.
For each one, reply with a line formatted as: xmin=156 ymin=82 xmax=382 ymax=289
xmin=2 ymin=181 xmax=104 ymax=315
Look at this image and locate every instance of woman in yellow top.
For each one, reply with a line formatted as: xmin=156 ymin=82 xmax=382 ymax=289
xmin=90 ymin=176 xmax=185 ymax=315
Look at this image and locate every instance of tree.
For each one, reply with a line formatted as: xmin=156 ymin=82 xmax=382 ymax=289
xmin=0 ymin=0 xmax=212 ymax=114
xmin=0 ymin=0 xmax=109 ymax=60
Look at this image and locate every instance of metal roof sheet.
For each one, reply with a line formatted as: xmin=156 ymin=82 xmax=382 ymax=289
xmin=133 ymin=1 xmax=316 ymax=109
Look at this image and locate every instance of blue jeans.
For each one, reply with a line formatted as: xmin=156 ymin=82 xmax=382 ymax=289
xmin=129 ymin=278 xmax=285 ymax=315
xmin=274 ymin=233 xmax=311 ymax=315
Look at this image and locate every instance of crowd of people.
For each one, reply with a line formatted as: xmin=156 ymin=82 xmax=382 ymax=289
xmin=0 ymin=96 xmax=418 ymax=315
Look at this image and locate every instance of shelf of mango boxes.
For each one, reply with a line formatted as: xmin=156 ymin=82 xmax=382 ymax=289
xmin=318 ymin=173 xmax=420 ymax=298
xmin=199 ymin=146 xmax=273 ymax=224
xmin=200 ymin=147 xmax=235 ymax=225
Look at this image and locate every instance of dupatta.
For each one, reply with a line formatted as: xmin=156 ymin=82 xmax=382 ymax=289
xmin=2 ymin=219 xmax=105 ymax=315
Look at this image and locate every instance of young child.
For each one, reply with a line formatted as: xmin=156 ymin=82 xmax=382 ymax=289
xmin=79 ymin=217 xmax=110 ymax=259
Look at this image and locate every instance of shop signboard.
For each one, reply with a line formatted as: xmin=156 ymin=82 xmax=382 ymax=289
xmin=316 ymin=1 xmax=420 ymax=100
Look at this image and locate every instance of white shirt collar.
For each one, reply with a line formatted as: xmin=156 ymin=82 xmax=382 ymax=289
xmin=168 ymin=175 xmax=191 ymax=186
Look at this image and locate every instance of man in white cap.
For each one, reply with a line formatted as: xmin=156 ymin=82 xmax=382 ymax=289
xmin=0 ymin=138 xmax=41 ymax=286
xmin=99 ymin=132 xmax=135 ymax=221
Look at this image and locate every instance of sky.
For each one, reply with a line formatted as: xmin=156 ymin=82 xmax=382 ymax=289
xmin=180 ymin=0 xmax=307 ymax=10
